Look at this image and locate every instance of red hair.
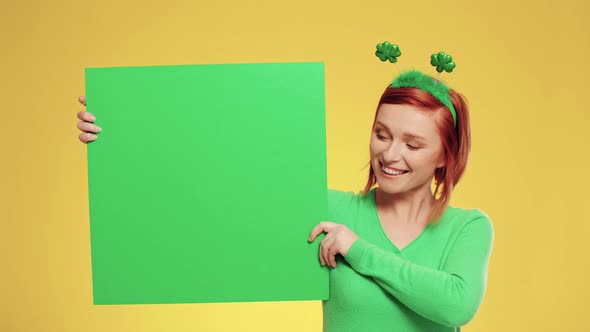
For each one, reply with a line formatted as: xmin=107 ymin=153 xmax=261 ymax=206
xmin=361 ymin=86 xmax=471 ymax=223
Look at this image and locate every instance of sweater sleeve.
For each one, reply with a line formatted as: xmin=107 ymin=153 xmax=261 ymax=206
xmin=343 ymin=214 xmax=494 ymax=327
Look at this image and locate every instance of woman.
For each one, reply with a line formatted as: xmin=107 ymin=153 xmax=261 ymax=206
xmin=76 ymin=69 xmax=494 ymax=332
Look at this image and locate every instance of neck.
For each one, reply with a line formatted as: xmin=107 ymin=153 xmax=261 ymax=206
xmin=375 ymin=182 xmax=436 ymax=225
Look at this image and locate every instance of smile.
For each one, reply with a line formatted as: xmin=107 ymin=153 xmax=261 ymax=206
xmin=379 ymin=162 xmax=409 ymax=176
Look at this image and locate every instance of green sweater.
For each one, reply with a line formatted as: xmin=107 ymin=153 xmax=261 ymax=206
xmin=323 ymin=188 xmax=494 ymax=332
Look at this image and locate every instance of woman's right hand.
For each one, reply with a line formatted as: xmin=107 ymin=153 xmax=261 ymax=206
xmin=77 ymin=96 xmax=102 ymax=144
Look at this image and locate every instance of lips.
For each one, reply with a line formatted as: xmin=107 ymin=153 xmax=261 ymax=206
xmin=379 ymin=161 xmax=408 ymax=172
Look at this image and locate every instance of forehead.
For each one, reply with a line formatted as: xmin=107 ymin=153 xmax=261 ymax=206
xmin=374 ymin=104 xmax=440 ymax=141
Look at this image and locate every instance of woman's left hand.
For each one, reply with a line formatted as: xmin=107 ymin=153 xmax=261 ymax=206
xmin=308 ymin=222 xmax=359 ymax=268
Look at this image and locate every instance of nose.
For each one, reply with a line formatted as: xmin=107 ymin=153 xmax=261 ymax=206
xmin=382 ymin=139 xmax=403 ymax=162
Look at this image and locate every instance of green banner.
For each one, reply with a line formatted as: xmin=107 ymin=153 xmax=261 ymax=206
xmin=85 ymin=62 xmax=328 ymax=305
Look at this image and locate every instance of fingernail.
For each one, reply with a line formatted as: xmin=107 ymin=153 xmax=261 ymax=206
xmin=97 ymin=126 xmax=102 ymax=132
xmin=90 ymin=116 xmax=96 ymax=122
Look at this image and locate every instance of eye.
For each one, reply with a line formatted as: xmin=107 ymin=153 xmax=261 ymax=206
xmin=376 ymin=133 xmax=388 ymax=140
xmin=406 ymin=144 xmax=420 ymax=150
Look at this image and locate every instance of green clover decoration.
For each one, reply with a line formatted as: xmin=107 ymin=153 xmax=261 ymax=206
xmin=430 ymin=52 xmax=456 ymax=73
xmin=375 ymin=41 xmax=401 ymax=63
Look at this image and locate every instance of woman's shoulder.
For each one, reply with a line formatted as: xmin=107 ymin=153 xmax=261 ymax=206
xmin=327 ymin=188 xmax=373 ymax=220
xmin=446 ymin=205 xmax=491 ymax=221
xmin=443 ymin=205 xmax=494 ymax=235
xmin=328 ymin=188 xmax=371 ymax=208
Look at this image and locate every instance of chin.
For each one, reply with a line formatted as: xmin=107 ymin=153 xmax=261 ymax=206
xmin=375 ymin=181 xmax=403 ymax=193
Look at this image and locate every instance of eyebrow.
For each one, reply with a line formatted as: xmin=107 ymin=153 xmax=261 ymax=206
xmin=375 ymin=121 xmax=428 ymax=142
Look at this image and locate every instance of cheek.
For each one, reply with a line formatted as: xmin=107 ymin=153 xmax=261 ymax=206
xmin=369 ymin=136 xmax=389 ymax=150
xmin=369 ymin=139 xmax=380 ymax=156
xmin=411 ymin=155 xmax=440 ymax=172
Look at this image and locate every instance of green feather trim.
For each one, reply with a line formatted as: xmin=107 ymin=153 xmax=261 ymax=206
xmin=392 ymin=70 xmax=457 ymax=127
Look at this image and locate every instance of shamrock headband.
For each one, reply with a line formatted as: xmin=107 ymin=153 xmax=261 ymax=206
xmin=375 ymin=41 xmax=457 ymax=127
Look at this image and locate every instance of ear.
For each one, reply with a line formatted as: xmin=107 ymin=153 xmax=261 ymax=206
xmin=436 ymin=155 xmax=445 ymax=169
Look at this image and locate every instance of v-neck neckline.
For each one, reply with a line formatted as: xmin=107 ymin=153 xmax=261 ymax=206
xmin=369 ymin=187 xmax=433 ymax=253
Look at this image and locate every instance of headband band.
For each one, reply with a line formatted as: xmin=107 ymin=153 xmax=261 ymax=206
xmin=392 ymin=70 xmax=457 ymax=127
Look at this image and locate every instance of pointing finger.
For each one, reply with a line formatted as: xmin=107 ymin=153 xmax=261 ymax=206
xmin=310 ymin=221 xmax=338 ymax=242
xmin=308 ymin=224 xmax=325 ymax=242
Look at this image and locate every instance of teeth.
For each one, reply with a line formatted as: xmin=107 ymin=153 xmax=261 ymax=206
xmin=382 ymin=165 xmax=406 ymax=175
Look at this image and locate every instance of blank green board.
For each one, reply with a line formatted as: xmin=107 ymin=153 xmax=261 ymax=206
xmin=85 ymin=62 xmax=329 ymax=305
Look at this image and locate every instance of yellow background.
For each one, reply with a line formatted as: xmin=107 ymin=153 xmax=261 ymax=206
xmin=2 ymin=0 xmax=589 ymax=331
